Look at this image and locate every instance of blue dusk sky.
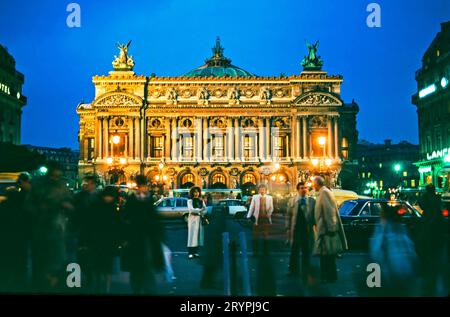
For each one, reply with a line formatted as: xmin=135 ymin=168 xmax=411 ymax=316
xmin=0 ymin=0 xmax=449 ymax=149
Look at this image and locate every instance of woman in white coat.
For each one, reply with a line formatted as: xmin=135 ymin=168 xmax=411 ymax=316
xmin=187 ymin=186 xmax=206 ymax=259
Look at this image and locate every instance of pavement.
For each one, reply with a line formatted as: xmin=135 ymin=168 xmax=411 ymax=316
xmin=107 ymin=213 xmax=372 ymax=296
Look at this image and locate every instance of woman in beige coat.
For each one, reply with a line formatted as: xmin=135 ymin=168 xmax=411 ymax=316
xmin=187 ymin=186 xmax=206 ymax=259
xmin=313 ymin=176 xmax=347 ymax=283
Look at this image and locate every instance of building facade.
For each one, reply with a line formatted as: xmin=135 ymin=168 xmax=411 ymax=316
xmin=25 ymin=145 xmax=80 ymax=189
xmin=77 ymin=39 xmax=359 ymax=193
xmin=413 ymin=21 xmax=450 ymax=193
xmin=356 ymin=140 xmax=420 ymax=196
xmin=0 ymin=44 xmax=27 ymax=144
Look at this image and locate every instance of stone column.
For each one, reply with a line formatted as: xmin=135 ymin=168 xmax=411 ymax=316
xmin=302 ymin=116 xmax=307 ymax=159
xmin=165 ymin=118 xmax=171 ymax=159
xmin=334 ymin=116 xmax=339 ymax=159
xmin=135 ymin=117 xmax=140 ymax=160
xmin=296 ymin=116 xmax=300 ymax=159
xmin=98 ymin=118 xmax=103 ymax=159
xmin=129 ymin=118 xmax=134 ymax=159
xmin=227 ymin=118 xmax=234 ymax=162
xmin=171 ymin=118 xmax=177 ymax=161
xmin=104 ymin=117 xmax=109 ymax=159
xmin=290 ymin=117 xmax=295 ymax=159
xmin=196 ymin=118 xmax=202 ymax=161
xmin=258 ymin=118 xmax=264 ymax=161
xmin=203 ymin=118 xmax=208 ymax=161
xmin=234 ymin=118 xmax=239 ymax=161
xmin=327 ymin=116 xmax=332 ymax=158
xmin=265 ymin=118 xmax=270 ymax=160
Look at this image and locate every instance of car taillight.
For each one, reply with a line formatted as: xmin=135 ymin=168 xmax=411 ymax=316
xmin=442 ymin=209 xmax=449 ymax=217
xmin=397 ymin=208 xmax=406 ymax=215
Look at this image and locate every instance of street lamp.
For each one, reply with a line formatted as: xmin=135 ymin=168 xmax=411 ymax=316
xmin=106 ymin=157 xmax=113 ymax=165
xmin=318 ymin=136 xmax=326 ymax=157
xmin=394 ymin=164 xmax=401 ymax=172
xmin=119 ymin=157 xmax=127 ymax=165
xmin=112 ymin=135 xmax=121 ymax=145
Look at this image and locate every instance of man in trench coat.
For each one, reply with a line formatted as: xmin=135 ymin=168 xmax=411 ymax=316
xmin=312 ymin=176 xmax=347 ymax=283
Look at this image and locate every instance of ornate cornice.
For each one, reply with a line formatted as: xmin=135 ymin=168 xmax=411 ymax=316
xmin=294 ymin=91 xmax=343 ymax=106
xmin=92 ymin=92 xmax=143 ymax=108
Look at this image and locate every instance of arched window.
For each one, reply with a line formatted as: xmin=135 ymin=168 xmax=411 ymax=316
xmin=181 ymin=173 xmax=195 ymax=189
xmin=210 ymin=173 xmax=227 ymax=189
xmin=242 ymin=173 xmax=256 ymax=184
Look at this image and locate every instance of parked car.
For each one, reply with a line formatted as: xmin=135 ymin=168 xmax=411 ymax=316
xmin=206 ymin=199 xmax=248 ymax=218
xmin=154 ymin=197 xmax=190 ymax=220
xmin=339 ymin=199 xmax=422 ymax=249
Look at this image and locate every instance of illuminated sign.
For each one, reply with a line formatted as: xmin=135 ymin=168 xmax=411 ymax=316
xmin=419 ymin=84 xmax=436 ymax=98
xmin=427 ymin=147 xmax=450 ymax=160
xmin=0 ymin=82 xmax=11 ymax=95
xmin=419 ymin=167 xmax=431 ymax=173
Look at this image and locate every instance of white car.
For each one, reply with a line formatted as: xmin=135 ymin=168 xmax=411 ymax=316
xmin=155 ymin=197 xmax=190 ymax=220
xmin=206 ymin=199 xmax=247 ymax=218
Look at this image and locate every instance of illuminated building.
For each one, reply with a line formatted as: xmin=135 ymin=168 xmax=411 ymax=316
xmin=77 ymin=38 xmax=359 ymax=193
xmin=0 ymin=44 xmax=27 ymax=144
xmin=413 ymin=21 xmax=450 ymax=192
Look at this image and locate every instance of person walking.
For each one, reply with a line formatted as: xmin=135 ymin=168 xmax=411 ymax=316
xmin=72 ymin=175 xmax=97 ymax=288
xmin=286 ymin=181 xmax=315 ymax=278
xmin=312 ymin=176 xmax=347 ymax=283
xmin=30 ymin=162 xmax=73 ymax=293
xmin=369 ymin=205 xmax=418 ymax=296
xmin=187 ymin=186 xmax=207 ymax=259
xmin=417 ymin=184 xmax=446 ymax=296
xmin=0 ymin=172 xmax=33 ymax=292
xmin=84 ymin=187 xmax=120 ymax=294
xmin=246 ymin=184 xmax=274 ymax=257
xmin=121 ymin=175 xmax=164 ymax=295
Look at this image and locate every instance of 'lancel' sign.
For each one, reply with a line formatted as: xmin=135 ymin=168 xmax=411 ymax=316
xmin=0 ymin=82 xmax=11 ymax=95
xmin=427 ymin=147 xmax=450 ymax=160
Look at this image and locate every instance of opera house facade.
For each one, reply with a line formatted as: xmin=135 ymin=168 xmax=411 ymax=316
xmin=76 ymin=38 xmax=359 ymax=194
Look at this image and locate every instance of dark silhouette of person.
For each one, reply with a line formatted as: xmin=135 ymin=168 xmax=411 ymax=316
xmin=417 ymin=184 xmax=446 ymax=296
xmin=0 ymin=172 xmax=33 ymax=292
xmin=84 ymin=186 xmax=120 ymax=294
xmin=121 ymin=175 xmax=164 ymax=294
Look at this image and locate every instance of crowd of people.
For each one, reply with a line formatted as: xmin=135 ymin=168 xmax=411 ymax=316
xmin=0 ymin=165 xmax=447 ymax=296
xmin=0 ymin=163 xmax=166 ymax=294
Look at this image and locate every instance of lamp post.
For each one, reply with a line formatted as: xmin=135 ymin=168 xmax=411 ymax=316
xmin=318 ymin=136 xmax=326 ymax=157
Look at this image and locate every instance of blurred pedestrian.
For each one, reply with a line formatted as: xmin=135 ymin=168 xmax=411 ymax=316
xmin=30 ymin=161 xmax=73 ymax=293
xmin=417 ymin=184 xmax=447 ymax=296
xmin=286 ymin=182 xmax=315 ymax=278
xmin=246 ymin=184 xmax=274 ymax=257
xmin=72 ymin=175 xmax=97 ymax=287
xmin=187 ymin=186 xmax=207 ymax=259
xmin=369 ymin=205 xmax=418 ymax=296
xmin=0 ymin=172 xmax=33 ymax=292
xmin=84 ymin=186 xmax=119 ymax=294
xmin=312 ymin=176 xmax=347 ymax=283
xmin=121 ymin=175 xmax=164 ymax=294
xmin=200 ymin=204 xmax=227 ymax=289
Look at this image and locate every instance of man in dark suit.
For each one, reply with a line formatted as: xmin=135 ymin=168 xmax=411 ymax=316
xmin=286 ymin=182 xmax=315 ymax=278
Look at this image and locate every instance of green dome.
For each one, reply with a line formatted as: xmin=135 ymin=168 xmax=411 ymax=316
xmin=183 ymin=37 xmax=256 ymax=78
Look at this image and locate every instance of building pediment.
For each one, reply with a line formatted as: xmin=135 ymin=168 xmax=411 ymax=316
xmin=92 ymin=92 xmax=142 ymax=108
xmin=294 ymin=92 xmax=342 ymax=106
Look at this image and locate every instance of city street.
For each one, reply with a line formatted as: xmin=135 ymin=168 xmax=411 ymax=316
xmin=105 ymin=214 xmax=374 ymax=297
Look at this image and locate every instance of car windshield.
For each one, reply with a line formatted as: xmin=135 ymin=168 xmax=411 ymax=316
xmin=159 ymin=199 xmax=174 ymax=207
xmin=339 ymin=201 xmax=358 ymax=216
xmin=381 ymin=201 xmax=419 ymax=217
